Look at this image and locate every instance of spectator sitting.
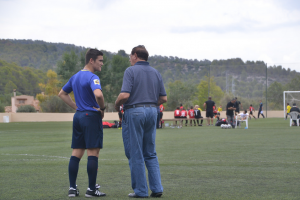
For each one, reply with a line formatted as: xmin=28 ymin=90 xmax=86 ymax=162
xmin=180 ymin=107 xmax=188 ymax=126
xmin=188 ymin=106 xmax=196 ymax=126
xmin=174 ymin=107 xmax=181 ymax=125
xmin=237 ymin=110 xmax=249 ymax=120
xmin=194 ymin=105 xmax=203 ymax=126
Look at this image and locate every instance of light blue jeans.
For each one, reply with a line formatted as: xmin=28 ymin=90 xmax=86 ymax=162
xmin=122 ymin=106 xmax=163 ymax=196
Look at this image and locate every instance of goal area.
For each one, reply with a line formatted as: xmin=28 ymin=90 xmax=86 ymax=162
xmin=283 ymin=91 xmax=300 ymax=118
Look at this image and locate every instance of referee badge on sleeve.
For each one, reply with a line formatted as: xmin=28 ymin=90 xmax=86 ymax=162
xmin=94 ymin=79 xmax=100 ymax=85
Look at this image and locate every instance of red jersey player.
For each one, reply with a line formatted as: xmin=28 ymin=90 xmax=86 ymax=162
xmin=213 ymin=105 xmax=218 ymax=118
xmin=188 ymin=106 xmax=196 ymax=126
xmin=158 ymin=104 xmax=165 ymax=128
xmin=249 ymin=104 xmax=256 ymax=119
xmin=174 ymin=107 xmax=181 ymax=125
xmin=181 ymin=107 xmax=188 ymax=126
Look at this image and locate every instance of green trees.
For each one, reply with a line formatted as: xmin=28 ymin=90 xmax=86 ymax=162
xmin=165 ymin=80 xmax=196 ymax=110
xmin=36 ymin=70 xmax=72 ymax=112
xmin=110 ymin=54 xmax=130 ymax=98
xmin=17 ymin=105 xmax=36 ymax=112
xmin=193 ymin=77 xmax=224 ymax=107
xmin=0 ymin=60 xmax=47 ymax=106
xmin=265 ymin=82 xmax=284 ymax=109
xmin=285 ymin=76 xmax=300 ymax=91
xmin=40 ymin=95 xmax=74 ymax=113
xmin=4 ymin=80 xmax=17 ymax=94
xmin=56 ymin=50 xmax=86 ymax=86
xmin=0 ymin=104 xmax=4 ymax=112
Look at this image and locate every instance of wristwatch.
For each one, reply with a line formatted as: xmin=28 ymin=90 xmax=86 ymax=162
xmin=100 ymin=107 xmax=106 ymax=111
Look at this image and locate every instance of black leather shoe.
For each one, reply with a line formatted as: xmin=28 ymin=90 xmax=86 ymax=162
xmin=128 ymin=193 xmax=148 ymax=198
xmin=150 ymin=192 xmax=163 ymax=198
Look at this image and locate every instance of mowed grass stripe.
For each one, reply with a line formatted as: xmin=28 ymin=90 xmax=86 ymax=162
xmin=0 ymin=119 xmax=299 ymax=200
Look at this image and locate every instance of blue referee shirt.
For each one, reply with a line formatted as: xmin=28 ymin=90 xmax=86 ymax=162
xmin=62 ymin=70 xmax=102 ymax=112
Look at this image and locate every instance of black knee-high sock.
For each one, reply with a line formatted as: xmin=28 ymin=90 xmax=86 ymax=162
xmin=201 ymin=119 xmax=203 ymax=124
xmin=69 ymin=156 xmax=80 ymax=188
xmin=87 ymin=156 xmax=98 ymax=190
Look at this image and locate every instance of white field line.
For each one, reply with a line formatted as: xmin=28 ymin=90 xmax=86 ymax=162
xmin=1 ymin=153 xmax=69 ymax=159
xmin=1 ymin=154 xmax=298 ymax=164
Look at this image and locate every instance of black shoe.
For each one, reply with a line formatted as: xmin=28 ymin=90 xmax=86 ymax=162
xmin=85 ymin=188 xmax=106 ymax=197
xmin=128 ymin=193 xmax=148 ymax=198
xmin=198 ymin=124 xmax=202 ymax=126
xmin=68 ymin=187 xmax=79 ymax=197
xmin=150 ymin=192 xmax=163 ymax=198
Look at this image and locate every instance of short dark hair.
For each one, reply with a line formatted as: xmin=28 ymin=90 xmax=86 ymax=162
xmin=190 ymin=106 xmax=193 ymax=109
xmin=244 ymin=110 xmax=247 ymax=113
xmin=85 ymin=49 xmax=103 ymax=65
xmin=250 ymin=104 xmax=252 ymax=106
xmin=287 ymin=103 xmax=289 ymax=105
xmin=131 ymin=45 xmax=149 ymax=61
xmin=293 ymin=103 xmax=296 ymax=106
xmin=235 ymin=97 xmax=238 ymax=99
xmin=208 ymin=96 xmax=212 ymax=100
xmin=177 ymin=107 xmax=180 ymax=109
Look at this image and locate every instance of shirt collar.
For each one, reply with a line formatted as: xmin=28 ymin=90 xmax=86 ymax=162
xmin=135 ymin=61 xmax=149 ymax=65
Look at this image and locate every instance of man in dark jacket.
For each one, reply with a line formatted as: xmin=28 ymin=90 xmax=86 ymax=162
xmin=290 ymin=103 xmax=300 ymax=125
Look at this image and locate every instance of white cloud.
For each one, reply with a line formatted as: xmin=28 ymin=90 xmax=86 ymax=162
xmin=0 ymin=0 xmax=300 ymax=71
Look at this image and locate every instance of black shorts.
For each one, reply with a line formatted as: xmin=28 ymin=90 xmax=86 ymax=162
xmin=250 ymin=111 xmax=253 ymax=115
xmin=175 ymin=116 xmax=181 ymax=118
xmin=72 ymin=111 xmax=103 ymax=149
xmin=159 ymin=112 xmax=163 ymax=119
xmin=118 ymin=111 xmax=123 ymax=120
xmin=206 ymin=111 xmax=214 ymax=118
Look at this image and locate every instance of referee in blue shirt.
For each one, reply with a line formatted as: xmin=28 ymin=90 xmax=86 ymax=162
xmin=59 ymin=49 xmax=106 ymax=197
xmin=115 ymin=45 xmax=167 ymax=198
xmin=258 ymin=100 xmax=265 ymax=118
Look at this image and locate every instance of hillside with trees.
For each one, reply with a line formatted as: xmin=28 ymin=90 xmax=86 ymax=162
xmin=1 ymin=39 xmax=300 ymax=112
xmin=0 ymin=59 xmax=47 ymax=109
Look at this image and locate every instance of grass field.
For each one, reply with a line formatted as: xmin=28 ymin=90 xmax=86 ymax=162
xmin=0 ymin=118 xmax=299 ymax=200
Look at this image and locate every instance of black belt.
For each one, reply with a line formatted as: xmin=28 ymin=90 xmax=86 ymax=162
xmin=124 ymin=104 xmax=157 ymax=110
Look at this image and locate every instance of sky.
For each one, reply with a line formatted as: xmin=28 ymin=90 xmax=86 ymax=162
xmin=1 ymin=0 xmax=300 ymax=71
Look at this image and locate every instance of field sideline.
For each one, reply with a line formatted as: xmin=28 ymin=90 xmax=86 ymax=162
xmin=0 ymin=119 xmax=299 ymax=200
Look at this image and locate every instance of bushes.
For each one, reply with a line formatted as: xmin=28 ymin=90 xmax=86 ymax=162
xmin=17 ymin=105 xmax=36 ymax=112
xmin=0 ymin=104 xmax=5 ymax=112
xmin=40 ymin=95 xmax=74 ymax=113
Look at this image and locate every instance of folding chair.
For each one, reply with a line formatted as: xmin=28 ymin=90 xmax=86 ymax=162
xmin=235 ymin=113 xmax=249 ymax=128
xmin=289 ymin=111 xmax=299 ymax=127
